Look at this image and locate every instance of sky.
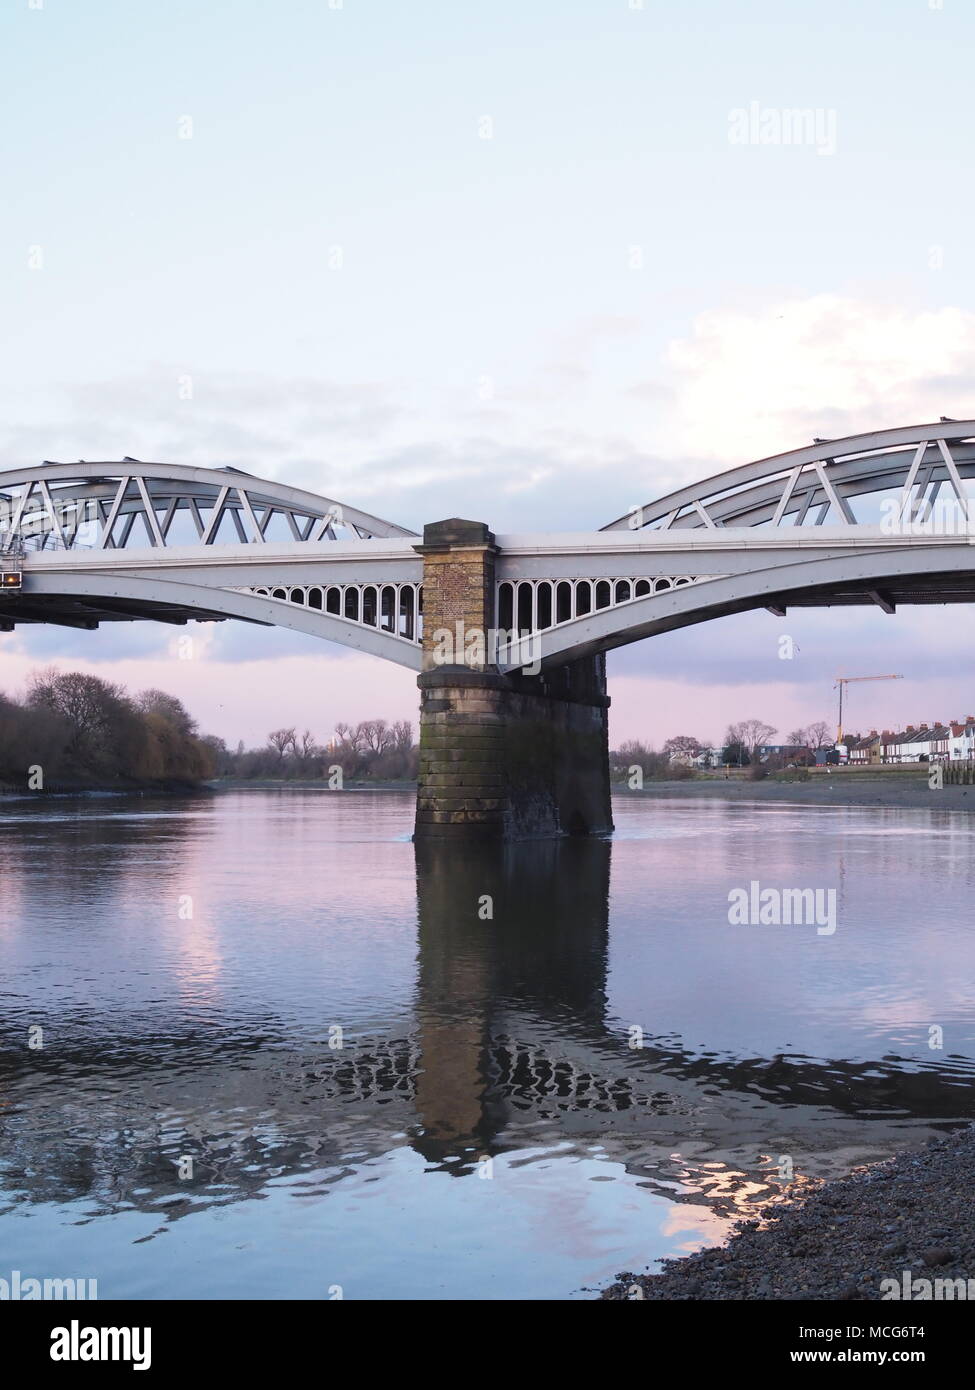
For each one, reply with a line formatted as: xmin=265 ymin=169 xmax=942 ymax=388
xmin=3 ymin=0 xmax=975 ymax=749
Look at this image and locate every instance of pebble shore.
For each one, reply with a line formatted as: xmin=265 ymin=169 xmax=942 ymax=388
xmin=602 ymin=1127 xmax=975 ymax=1300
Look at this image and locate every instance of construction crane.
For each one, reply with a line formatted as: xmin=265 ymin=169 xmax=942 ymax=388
xmin=835 ymin=674 xmax=904 ymax=744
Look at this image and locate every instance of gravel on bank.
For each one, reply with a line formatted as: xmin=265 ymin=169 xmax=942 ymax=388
xmin=623 ymin=774 xmax=975 ymax=813
xmin=602 ymin=1127 xmax=975 ymax=1300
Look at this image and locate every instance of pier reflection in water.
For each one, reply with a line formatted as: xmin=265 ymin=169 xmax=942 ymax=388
xmin=0 ymin=791 xmax=974 ymax=1298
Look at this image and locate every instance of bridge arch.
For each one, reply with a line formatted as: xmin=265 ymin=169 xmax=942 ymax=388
xmin=497 ymin=542 xmax=975 ymax=670
xmin=18 ymin=570 xmax=423 ymax=669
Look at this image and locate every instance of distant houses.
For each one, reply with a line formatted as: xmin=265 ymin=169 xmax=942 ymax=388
xmin=691 ymin=745 xmax=727 ymax=768
xmin=671 ymin=719 xmax=975 ymax=771
xmin=665 ymin=720 xmax=975 ymax=770
xmin=755 ymin=743 xmax=817 ymax=765
xmin=841 ymin=718 xmax=975 ymax=764
xmin=682 ymin=743 xmax=819 ymax=768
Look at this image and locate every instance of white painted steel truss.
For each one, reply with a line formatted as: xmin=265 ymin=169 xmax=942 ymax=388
xmin=5 ymin=423 xmax=975 ymax=669
xmin=603 ymin=421 xmax=975 ymax=532
xmin=0 ymin=459 xmax=416 ymax=551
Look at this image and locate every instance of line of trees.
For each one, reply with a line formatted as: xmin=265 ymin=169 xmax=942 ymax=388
xmin=0 ymin=671 xmax=420 ymax=789
xmin=0 ymin=669 xmax=216 ymax=786
xmin=610 ymin=717 xmax=835 ymax=780
xmin=722 ymin=719 xmax=833 ymax=768
xmin=207 ymin=718 xmax=418 ymax=782
xmin=2 ymin=666 xmax=833 ymax=793
xmin=609 ymin=740 xmax=693 ymax=781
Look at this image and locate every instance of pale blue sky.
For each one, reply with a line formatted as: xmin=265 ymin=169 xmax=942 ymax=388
xmin=2 ymin=0 xmax=974 ymax=744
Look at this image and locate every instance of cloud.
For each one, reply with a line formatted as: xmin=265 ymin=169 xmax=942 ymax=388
xmin=656 ymin=294 xmax=975 ymax=469
xmin=15 ymin=295 xmax=970 ymax=532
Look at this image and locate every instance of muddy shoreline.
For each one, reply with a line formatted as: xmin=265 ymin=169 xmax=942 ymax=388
xmin=620 ymin=774 xmax=973 ymax=813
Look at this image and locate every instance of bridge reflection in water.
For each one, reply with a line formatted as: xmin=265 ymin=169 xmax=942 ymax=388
xmin=3 ymin=810 xmax=974 ymax=1258
xmin=412 ymin=839 xmax=612 ymax=1164
xmin=409 ymin=839 xmax=974 ymax=1199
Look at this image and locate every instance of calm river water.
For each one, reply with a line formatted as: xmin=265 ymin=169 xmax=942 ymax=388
xmin=1 ymin=789 xmax=973 ymax=1299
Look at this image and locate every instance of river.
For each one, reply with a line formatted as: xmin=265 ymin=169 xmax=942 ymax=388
xmin=1 ymin=789 xmax=973 ymax=1299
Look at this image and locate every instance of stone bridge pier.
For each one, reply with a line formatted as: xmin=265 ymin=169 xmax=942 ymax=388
xmin=414 ymin=519 xmax=613 ymax=840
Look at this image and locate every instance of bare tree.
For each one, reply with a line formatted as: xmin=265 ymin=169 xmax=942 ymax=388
xmin=297 ymin=730 xmax=318 ymax=761
xmin=726 ymin=719 xmax=777 ymax=757
xmin=391 ymin=720 xmax=413 ymax=752
xmin=334 ymin=722 xmax=364 ymax=755
xmin=359 ymin=719 xmax=393 ymax=756
xmin=267 ymin=727 xmax=297 ymax=764
xmin=806 ymin=720 xmax=832 ymax=749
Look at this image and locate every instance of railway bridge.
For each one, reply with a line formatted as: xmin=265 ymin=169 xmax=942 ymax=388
xmin=3 ymin=421 xmax=975 ymax=837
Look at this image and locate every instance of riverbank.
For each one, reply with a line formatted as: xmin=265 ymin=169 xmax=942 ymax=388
xmin=207 ymin=777 xmax=415 ymax=791
xmin=602 ymin=1126 xmax=975 ymax=1300
xmin=0 ymin=777 xmax=211 ymax=797
xmin=2 ymin=773 xmax=965 ymax=812
xmin=620 ymin=772 xmax=973 ymax=812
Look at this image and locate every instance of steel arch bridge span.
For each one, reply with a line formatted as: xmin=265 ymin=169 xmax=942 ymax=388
xmin=0 ymin=458 xmax=425 ymax=666
xmin=494 ymin=540 xmax=975 ymax=671
xmin=602 ymin=420 xmax=975 ymax=532
xmin=11 ymin=569 xmax=424 ymax=670
xmin=0 ymin=459 xmax=416 ymax=548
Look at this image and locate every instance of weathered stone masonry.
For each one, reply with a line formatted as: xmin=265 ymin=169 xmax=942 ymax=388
xmin=414 ymin=519 xmax=613 ymax=840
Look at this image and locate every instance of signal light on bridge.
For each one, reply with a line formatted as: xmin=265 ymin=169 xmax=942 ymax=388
xmin=1 ymin=571 xmax=22 ymax=589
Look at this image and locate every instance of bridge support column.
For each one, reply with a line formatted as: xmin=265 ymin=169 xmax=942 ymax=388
xmin=414 ymin=519 xmax=613 ymax=840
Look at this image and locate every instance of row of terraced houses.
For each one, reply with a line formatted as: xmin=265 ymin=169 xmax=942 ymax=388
xmin=843 ymin=718 xmax=975 ymax=765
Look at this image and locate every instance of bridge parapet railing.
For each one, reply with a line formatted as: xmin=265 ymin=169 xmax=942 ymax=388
xmin=245 ymin=580 xmax=424 ymax=644
xmin=246 ymin=575 xmax=726 ymax=648
xmin=496 ymin=573 xmax=716 ymax=636
xmin=18 ymin=531 xmax=96 ymax=553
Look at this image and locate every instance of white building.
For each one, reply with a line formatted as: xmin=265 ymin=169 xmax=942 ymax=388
xmin=948 ymin=718 xmax=975 ymax=761
xmin=882 ymin=723 xmax=951 ymax=763
xmin=690 ymin=746 xmax=726 ymax=768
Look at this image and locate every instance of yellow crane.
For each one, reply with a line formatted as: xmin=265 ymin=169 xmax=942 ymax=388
xmin=835 ymin=673 xmax=904 ymax=745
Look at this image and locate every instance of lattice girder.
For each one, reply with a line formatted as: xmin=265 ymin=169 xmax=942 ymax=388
xmin=0 ymin=460 xmax=417 ymax=550
xmin=603 ymin=421 xmax=975 ymax=532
